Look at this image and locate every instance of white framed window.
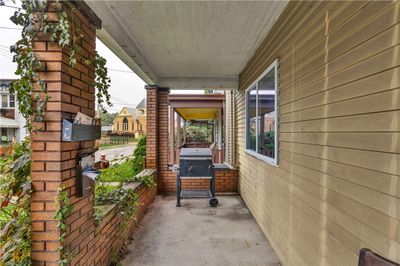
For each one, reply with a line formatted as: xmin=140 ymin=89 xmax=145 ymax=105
xmin=0 ymin=94 xmax=15 ymax=109
xmin=123 ymin=118 xmax=129 ymax=131
xmin=1 ymin=95 xmax=8 ymax=108
xmin=9 ymin=95 xmax=15 ymax=108
xmin=245 ymin=59 xmax=278 ymax=166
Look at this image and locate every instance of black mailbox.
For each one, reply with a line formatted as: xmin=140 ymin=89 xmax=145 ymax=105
xmin=76 ymin=152 xmax=99 ymax=197
xmin=62 ymin=119 xmax=101 ymax=142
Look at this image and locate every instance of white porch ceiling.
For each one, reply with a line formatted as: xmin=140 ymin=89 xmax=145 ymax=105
xmin=85 ymin=1 xmax=288 ymax=89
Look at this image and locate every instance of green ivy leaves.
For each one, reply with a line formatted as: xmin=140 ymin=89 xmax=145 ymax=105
xmin=9 ymin=0 xmax=112 ymax=132
xmin=54 ymin=187 xmax=73 ymax=266
xmin=94 ymin=52 xmax=112 ymax=112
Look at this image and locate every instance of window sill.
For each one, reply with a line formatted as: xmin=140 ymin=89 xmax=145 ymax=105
xmin=245 ymin=149 xmax=278 ymax=167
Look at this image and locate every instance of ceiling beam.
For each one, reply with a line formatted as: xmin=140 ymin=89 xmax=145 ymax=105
xmin=86 ymin=0 xmax=158 ymax=85
xmin=158 ymin=76 xmax=238 ymax=90
xmin=70 ymin=0 xmax=102 ymax=29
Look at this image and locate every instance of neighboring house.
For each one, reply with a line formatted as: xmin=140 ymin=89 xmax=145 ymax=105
xmin=0 ymin=79 xmax=27 ymax=144
xmin=112 ymin=98 xmax=146 ymax=137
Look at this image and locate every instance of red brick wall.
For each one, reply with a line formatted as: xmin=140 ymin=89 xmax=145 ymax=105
xmin=214 ymin=169 xmax=238 ymax=192
xmin=160 ymin=168 xmax=238 ymax=193
xmin=72 ymin=183 xmax=157 ymax=265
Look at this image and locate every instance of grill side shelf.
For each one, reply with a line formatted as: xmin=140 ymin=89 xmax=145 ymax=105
xmin=180 ymin=190 xmax=212 ymax=198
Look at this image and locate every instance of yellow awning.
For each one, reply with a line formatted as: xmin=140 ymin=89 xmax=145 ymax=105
xmin=176 ymin=108 xmax=218 ymax=120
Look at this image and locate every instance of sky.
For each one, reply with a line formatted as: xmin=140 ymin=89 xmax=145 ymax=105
xmin=0 ymin=2 xmax=147 ymax=113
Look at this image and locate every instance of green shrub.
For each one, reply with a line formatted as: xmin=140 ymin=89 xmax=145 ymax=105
xmin=95 ymin=184 xmax=121 ymax=205
xmin=94 ymin=183 xmax=138 ymax=228
xmin=98 ymin=135 xmax=147 ymax=183
xmin=131 ymin=135 xmax=146 ymax=174
xmin=94 ymin=135 xmax=151 ymax=226
xmin=98 ymin=162 xmax=136 ymax=183
xmin=0 ymin=139 xmax=31 ymax=265
xmin=185 ymin=123 xmax=212 ymax=143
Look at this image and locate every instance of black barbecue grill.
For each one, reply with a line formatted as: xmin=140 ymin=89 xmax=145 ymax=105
xmin=176 ymin=148 xmax=218 ymax=207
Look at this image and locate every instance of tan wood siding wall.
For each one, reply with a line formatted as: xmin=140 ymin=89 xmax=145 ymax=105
xmin=236 ymin=1 xmax=400 ymax=265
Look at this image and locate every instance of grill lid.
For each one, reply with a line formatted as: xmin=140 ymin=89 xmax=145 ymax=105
xmin=180 ymin=148 xmax=212 ymax=157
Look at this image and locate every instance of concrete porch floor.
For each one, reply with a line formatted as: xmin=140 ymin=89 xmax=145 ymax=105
xmin=122 ymin=195 xmax=280 ymax=266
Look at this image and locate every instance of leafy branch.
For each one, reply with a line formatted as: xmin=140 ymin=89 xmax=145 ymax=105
xmin=9 ymin=0 xmax=49 ymax=131
xmin=93 ymin=52 xmax=112 ymax=112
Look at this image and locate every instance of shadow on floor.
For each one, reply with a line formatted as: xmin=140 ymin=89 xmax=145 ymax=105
xmin=122 ymin=195 xmax=280 ymax=266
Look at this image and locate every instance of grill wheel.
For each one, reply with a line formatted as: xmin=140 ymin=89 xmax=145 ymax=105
xmin=209 ymin=197 xmax=219 ymax=207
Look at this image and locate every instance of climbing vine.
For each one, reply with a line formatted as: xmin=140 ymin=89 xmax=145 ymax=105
xmin=54 ymin=187 xmax=73 ymax=266
xmin=94 ymin=184 xmax=139 ymax=227
xmin=7 ymin=0 xmax=111 ymax=131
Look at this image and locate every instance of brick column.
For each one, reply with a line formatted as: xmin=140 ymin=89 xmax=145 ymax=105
xmin=145 ymin=86 xmax=172 ymax=191
xmin=30 ymin=3 xmax=98 ymax=265
xmin=145 ymin=86 xmax=158 ymax=169
xmin=157 ymin=88 xmax=170 ymax=190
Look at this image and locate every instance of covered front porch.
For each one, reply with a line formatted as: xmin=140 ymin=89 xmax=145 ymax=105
xmin=24 ymin=1 xmax=400 ymax=266
xmin=169 ymin=93 xmax=226 ymax=165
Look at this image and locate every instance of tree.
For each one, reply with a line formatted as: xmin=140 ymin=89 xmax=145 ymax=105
xmin=100 ymin=111 xmax=118 ymax=126
xmin=185 ymin=121 xmax=213 ymax=143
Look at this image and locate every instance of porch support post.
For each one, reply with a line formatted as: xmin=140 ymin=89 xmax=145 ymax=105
xmin=145 ymin=86 xmax=159 ymax=169
xmin=169 ymin=107 xmax=175 ymax=164
xmin=218 ymin=108 xmax=223 ymax=163
xmin=177 ymin=115 xmax=181 ymax=147
xmin=183 ymin=119 xmax=187 ymax=144
xmin=176 ymin=115 xmax=181 ymax=162
xmin=157 ymin=88 xmax=171 ymax=191
xmin=145 ymin=86 xmax=170 ymax=190
xmin=30 ymin=2 xmax=98 ymax=264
